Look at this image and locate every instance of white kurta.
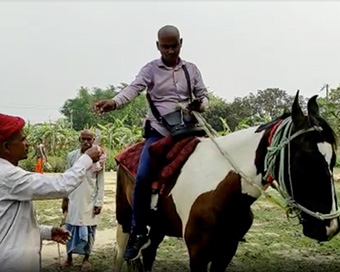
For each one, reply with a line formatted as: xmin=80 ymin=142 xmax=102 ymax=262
xmin=65 ymin=149 xmax=105 ymax=226
xmin=0 ymin=154 xmax=93 ymax=272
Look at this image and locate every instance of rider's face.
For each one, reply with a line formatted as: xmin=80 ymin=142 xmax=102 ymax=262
xmin=157 ymin=35 xmax=182 ymax=66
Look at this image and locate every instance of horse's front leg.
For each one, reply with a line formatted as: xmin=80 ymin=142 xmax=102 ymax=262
xmin=210 ymin=207 xmax=254 ymax=272
xmin=142 ymin=226 xmax=165 ymax=271
xmin=188 ymin=244 xmax=210 ymax=272
xmin=185 ymin=203 xmax=213 ymax=272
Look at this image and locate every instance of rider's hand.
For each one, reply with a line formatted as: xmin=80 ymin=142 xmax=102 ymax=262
xmin=85 ymin=146 xmax=101 ymax=163
xmin=95 ymin=100 xmax=116 ymax=115
xmin=187 ymin=98 xmax=203 ymax=112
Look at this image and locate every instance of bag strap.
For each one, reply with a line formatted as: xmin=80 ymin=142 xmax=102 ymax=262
xmin=146 ymin=64 xmax=193 ymax=121
xmin=182 ymin=65 xmax=193 ymax=102
xmin=146 ymin=92 xmax=162 ymax=122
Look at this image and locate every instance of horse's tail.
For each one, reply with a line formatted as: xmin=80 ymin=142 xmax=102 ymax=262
xmin=113 ymin=165 xmax=135 ymax=271
xmin=116 ymin=164 xmax=134 ymax=233
xmin=113 ymin=224 xmax=129 ymax=272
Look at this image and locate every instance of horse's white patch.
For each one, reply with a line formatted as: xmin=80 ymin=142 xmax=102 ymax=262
xmin=326 ymin=218 xmax=339 ymax=238
xmin=170 ymin=127 xmax=266 ymax=235
xmin=241 ymin=177 xmax=262 ymax=198
xmin=317 ymin=142 xmax=333 ymax=166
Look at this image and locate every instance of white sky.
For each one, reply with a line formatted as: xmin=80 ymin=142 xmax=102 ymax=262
xmin=0 ymin=1 xmax=339 ymax=123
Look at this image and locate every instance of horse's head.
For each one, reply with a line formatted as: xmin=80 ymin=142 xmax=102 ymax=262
xmin=256 ymin=92 xmax=339 ymax=242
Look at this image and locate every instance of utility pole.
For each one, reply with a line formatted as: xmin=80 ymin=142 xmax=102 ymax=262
xmin=320 ymin=84 xmax=329 ymax=100
xmin=70 ymin=109 xmax=73 ymax=129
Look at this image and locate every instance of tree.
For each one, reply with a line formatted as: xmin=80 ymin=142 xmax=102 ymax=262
xmin=317 ymin=85 xmax=340 ymax=142
xmin=29 ymin=119 xmax=78 ymax=156
xmin=60 ymin=86 xmax=148 ymax=131
xmin=206 ymin=88 xmax=302 ymax=131
xmin=201 ymin=93 xmax=230 ymax=132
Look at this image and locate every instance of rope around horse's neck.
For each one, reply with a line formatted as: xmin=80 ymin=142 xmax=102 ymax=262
xmin=264 ymin=117 xmax=340 ymax=221
xmin=191 ymin=110 xmax=270 ymax=197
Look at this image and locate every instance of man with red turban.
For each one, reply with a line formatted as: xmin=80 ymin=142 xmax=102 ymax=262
xmin=0 ymin=113 xmax=102 ymax=272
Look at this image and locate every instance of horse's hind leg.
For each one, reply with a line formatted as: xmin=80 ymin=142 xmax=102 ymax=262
xmin=142 ymin=227 xmax=165 ymax=271
xmin=113 ymin=224 xmax=129 ymax=272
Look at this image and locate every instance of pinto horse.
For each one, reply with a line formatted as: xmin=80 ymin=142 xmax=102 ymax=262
xmin=113 ymin=93 xmax=339 ymax=272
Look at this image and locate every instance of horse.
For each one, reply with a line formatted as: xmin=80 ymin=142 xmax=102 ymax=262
xmin=113 ymin=92 xmax=339 ymax=272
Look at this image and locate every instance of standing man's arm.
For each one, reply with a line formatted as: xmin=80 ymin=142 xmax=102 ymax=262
xmin=0 ymin=148 xmax=100 ymax=201
xmin=40 ymin=225 xmax=53 ymax=240
xmin=93 ymin=167 xmax=105 ymax=215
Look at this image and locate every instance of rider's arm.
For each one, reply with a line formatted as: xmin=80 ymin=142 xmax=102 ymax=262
xmin=113 ymin=64 xmax=152 ymax=109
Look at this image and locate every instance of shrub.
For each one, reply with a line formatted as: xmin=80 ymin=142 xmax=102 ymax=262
xmin=19 ymin=157 xmax=36 ymax=172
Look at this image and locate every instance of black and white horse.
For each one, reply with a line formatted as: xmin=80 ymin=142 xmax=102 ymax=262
xmin=114 ymin=92 xmax=339 ymax=272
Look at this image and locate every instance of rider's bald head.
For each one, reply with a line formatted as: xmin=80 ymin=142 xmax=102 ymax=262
xmin=157 ymin=25 xmax=180 ymax=40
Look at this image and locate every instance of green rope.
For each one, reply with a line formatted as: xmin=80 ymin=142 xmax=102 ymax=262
xmin=264 ymin=117 xmax=340 ymax=221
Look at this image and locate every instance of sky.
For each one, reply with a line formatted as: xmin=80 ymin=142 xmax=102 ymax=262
xmin=0 ymin=1 xmax=340 ymax=123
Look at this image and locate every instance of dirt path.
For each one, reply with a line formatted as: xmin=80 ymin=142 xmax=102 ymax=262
xmin=41 ymin=229 xmax=117 ymax=268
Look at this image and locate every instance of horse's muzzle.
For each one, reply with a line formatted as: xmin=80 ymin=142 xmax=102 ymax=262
xmin=302 ymin=217 xmax=340 ymax=242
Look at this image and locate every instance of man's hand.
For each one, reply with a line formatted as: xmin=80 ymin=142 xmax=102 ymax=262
xmin=95 ymin=100 xmax=116 ymax=115
xmin=187 ymin=98 xmax=203 ymax=112
xmin=93 ymin=206 xmax=102 ymax=215
xmin=85 ymin=146 xmax=102 ymax=163
xmin=51 ymin=227 xmax=71 ymax=244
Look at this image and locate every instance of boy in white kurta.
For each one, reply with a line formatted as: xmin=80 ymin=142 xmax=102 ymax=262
xmin=62 ymin=130 xmax=105 ymax=271
xmin=0 ymin=113 xmax=102 ymax=272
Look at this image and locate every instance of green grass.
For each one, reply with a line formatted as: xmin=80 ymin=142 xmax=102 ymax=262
xmin=39 ymin=170 xmax=340 ymax=272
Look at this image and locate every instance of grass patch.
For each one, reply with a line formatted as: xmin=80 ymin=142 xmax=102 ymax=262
xmin=38 ymin=171 xmax=340 ymax=271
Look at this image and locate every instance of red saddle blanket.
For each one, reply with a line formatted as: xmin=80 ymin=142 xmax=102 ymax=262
xmin=115 ymin=136 xmax=200 ymax=195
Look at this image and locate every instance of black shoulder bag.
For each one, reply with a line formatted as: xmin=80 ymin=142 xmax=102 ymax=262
xmin=146 ymin=65 xmax=206 ymax=138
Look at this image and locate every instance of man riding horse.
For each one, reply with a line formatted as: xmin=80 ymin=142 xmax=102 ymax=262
xmin=95 ymin=25 xmax=209 ymax=261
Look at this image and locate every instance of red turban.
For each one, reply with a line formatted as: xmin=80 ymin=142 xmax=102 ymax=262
xmin=0 ymin=113 xmax=25 ymax=142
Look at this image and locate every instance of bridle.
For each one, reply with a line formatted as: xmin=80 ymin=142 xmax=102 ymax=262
xmin=191 ymin=109 xmax=340 ymax=221
xmin=263 ymin=117 xmax=340 ymax=221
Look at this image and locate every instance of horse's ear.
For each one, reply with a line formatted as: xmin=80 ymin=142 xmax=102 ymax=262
xmin=292 ymin=90 xmax=306 ymax=127
xmin=307 ymin=95 xmax=320 ymax=118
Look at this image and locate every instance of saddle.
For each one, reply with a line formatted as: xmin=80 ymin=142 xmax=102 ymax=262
xmin=115 ymin=136 xmax=200 ymax=196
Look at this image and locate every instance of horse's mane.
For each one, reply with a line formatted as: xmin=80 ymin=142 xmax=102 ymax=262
xmin=254 ymin=111 xmax=337 ymax=178
xmin=255 ymin=113 xmax=290 ymax=133
xmin=255 ymin=112 xmax=337 ymax=149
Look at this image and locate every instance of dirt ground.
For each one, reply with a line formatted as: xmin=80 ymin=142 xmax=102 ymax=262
xmin=40 ymin=172 xmax=118 ymax=271
xmin=39 ymin=171 xmax=340 ymax=272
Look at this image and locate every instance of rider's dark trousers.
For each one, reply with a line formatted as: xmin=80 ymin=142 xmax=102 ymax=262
xmin=131 ymin=130 xmax=163 ymax=235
